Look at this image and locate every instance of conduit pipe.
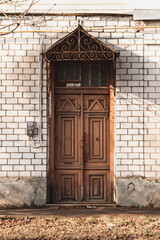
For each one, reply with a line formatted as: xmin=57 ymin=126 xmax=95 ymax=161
xmin=1 ymin=25 xmax=160 ymax=34
xmin=29 ymin=37 xmax=43 ymax=148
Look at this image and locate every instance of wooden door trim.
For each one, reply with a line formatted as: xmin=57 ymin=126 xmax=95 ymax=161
xmin=109 ymin=88 xmax=115 ymax=202
xmin=54 ymin=87 xmax=110 ymax=95
xmin=48 ymin=64 xmax=55 ymax=203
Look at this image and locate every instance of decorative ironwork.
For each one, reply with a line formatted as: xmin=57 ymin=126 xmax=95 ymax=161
xmin=44 ymin=25 xmax=118 ymax=62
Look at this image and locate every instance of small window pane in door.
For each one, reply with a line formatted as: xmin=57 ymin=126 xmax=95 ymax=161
xmin=59 ymin=63 xmax=80 ymax=82
xmin=82 ymin=62 xmax=106 ymax=87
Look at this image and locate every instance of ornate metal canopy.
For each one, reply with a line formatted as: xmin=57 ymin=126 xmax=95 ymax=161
xmin=44 ymin=25 xmax=119 ymax=62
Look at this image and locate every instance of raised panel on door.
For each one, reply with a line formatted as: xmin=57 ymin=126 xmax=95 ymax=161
xmin=62 ymin=118 xmax=74 ymax=158
xmin=83 ymin=94 xmax=109 ymax=167
xmin=57 ymin=115 xmax=77 ymax=163
xmin=83 ymin=94 xmax=109 ymax=113
xmin=88 ymin=116 xmax=105 ymax=162
xmin=55 ymin=94 xmax=81 ymax=166
xmin=55 ymin=170 xmax=81 ymax=201
xmin=84 ymin=170 xmax=110 ymax=202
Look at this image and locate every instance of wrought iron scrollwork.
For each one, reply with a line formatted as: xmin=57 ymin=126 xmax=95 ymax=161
xmin=44 ymin=25 xmax=118 ymax=62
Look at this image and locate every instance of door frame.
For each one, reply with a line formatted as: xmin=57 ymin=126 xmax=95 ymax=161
xmin=46 ymin=62 xmax=115 ymax=203
xmin=44 ymin=25 xmax=118 ymax=204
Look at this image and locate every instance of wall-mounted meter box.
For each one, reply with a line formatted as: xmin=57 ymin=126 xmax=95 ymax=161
xmin=27 ymin=122 xmax=35 ymax=137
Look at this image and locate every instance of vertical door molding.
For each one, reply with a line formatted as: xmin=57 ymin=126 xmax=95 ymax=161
xmin=109 ymin=88 xmax=115 ymax=202
xmin=48 ymin=63 xmax=55 ymax=203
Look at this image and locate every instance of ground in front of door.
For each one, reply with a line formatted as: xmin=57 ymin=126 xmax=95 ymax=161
xmin=0 ymin=207 xmax=160 ymax=239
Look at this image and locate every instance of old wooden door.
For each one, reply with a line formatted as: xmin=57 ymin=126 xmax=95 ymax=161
xmin=54 ymin=88 xmax=110 ymax=202
xmin=45 ymin=25 xmax=117 ymax=203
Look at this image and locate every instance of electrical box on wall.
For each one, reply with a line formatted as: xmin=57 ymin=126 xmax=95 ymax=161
xmin=27 ymin=122 xmax=35 ymax=137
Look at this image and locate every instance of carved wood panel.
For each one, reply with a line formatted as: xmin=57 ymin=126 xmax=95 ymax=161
xmin=84 ymin=171 xmax=109 ymax=202
xmin=89 ymin=117 xmax=103 ymax=159
xmin=61 ymin=117 xmax=75 ymax=159
xmin=84 ymin=95 xmax=109 ymax=166
xmin=55 ymin=94 xmax=81 ymax=167
xmin=55 ymin=170 xmax=80 ymax=201
xmin=55 ymin=115 xmax=79 ymax=164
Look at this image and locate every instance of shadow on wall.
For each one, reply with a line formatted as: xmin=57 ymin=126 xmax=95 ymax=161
xmin=106 ymin=34 xmax=160 ymax=207
xmin=106 ymin=35 xmax=160 ymax=179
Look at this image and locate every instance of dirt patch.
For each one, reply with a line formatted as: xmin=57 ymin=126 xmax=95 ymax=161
xmin=0 ymin=215 xmax=160 ymax=240
xmin=0 ymin=206 xmax=160 ymax=218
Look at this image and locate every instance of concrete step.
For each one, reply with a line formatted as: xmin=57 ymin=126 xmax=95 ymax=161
xmin=46 ymin=203 xmax=117 ymax=208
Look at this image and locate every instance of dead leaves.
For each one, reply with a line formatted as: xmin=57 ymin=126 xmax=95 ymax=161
xmin=0 ymin=215 xmax=159 ymax=239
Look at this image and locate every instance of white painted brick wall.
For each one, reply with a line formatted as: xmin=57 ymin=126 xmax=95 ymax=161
xmin=114 ymin=17 xmax=160 ymax=178
xmin=0 ymin=15 xmax=159 ymax=179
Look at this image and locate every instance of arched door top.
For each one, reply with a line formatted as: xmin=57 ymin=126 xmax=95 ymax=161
xmin=44 ymin=25 xmax=119 ymax=62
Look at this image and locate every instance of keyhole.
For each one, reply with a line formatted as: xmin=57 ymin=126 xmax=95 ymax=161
xmin=96 ymin=137 xmax=99 ymax=141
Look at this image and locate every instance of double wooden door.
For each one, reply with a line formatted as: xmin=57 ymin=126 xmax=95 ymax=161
xmin=54 ymin=89 xmax=111 ymax=202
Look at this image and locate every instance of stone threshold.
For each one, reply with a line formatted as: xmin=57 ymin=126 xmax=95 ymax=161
xmin=46 ymin=203 xmax=116 ymax=208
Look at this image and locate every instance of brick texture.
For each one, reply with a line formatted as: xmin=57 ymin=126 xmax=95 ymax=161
xmin=0 ymin=15 xmax=159 ymax=179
